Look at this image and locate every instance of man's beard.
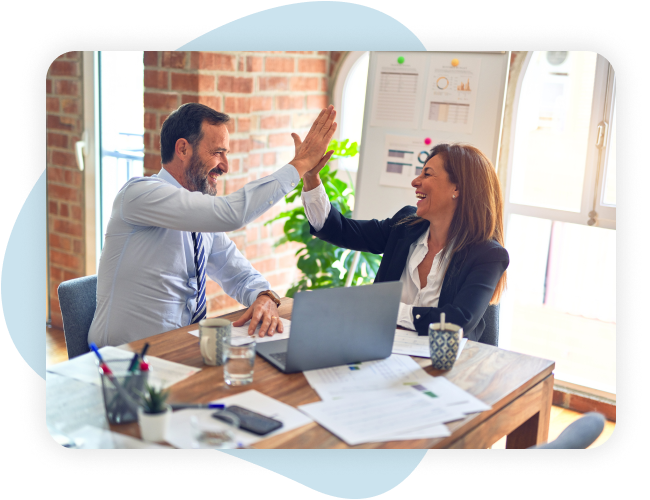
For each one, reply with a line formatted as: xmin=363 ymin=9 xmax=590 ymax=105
xmin=184 ymin=152 xmax=222 ymax=196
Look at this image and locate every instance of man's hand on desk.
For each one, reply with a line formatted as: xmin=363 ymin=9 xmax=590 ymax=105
xmin=232 ymin=294 xmax=284 ymax=337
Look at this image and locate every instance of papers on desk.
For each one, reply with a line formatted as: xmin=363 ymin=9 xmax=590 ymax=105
xmin=392 ymin=328 xmax=468 ymax=359
xmin=300 ymin=354 xmax=490 ymax=445
xmin=166 ymin=390 xmax=312 ymax=449
xmin=188 ymin=319 xmax=291 ymax=346
xmin=46 ymin=346 xmax=200 ymax=389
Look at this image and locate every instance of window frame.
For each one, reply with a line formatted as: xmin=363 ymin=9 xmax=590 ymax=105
xmin=504 ymin=52 xmax=616 ymax=231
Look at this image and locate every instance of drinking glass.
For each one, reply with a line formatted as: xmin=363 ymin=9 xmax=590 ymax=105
xmin=223 ymin=338 xmax=256 ymax=386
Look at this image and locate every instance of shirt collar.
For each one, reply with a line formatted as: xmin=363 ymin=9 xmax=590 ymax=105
xmin=157 ymin=167 xmax=183 ymax=189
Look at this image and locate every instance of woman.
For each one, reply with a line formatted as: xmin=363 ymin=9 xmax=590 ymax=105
xmin=300 ymin=143 xmax=509 ymax=343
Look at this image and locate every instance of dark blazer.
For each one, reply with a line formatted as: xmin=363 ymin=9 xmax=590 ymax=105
xmin=310 ymin=205 xmax=509 ymax=342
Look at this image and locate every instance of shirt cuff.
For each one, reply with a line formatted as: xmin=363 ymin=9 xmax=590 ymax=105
xmin=397 ymin=302 xmax=415 ymax=330
xmin=273 ymin=164 xmax=301 ymax=194
xmin=301 ymin=182 xmax=331 ymax=231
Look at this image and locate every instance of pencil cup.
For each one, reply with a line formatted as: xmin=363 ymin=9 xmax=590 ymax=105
xmin=99 ymin=359 xmax=148 ymax=424
xmin=199 ymin=318 xmax=231 ymax=366
xmin=428 ymin=316 xmax=464 ymax=371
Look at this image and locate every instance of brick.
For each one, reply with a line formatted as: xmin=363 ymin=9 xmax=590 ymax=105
xmin=246 ymin=226 xmax=259 ymax=242
xmin=224 ymin=96 xmax=251 ymax=114
xmin=307 ymin=94 xmax=327 ymax=110
xmin=144 ymin=112 xmax=157 ymax=130
xmin=268 ymin=133 xmax=294 ymax=148
xmin=59 ymin=203 xmax=69 ymax=217
xmin=49 ymin=60 xmax=78 ymax=77
xmin=237 ymin=117 xmax=251 ymax=132
xmin=253 ymin=253 xmax=275 ymax=271
xmin=144 ymin=51 xmax=159 ymax=66
xmin=48 ymin=166 xmax=66 ymax=183
xmin=250 ymin=134 xmax=267 ymax=150
xmin=228 ymin=158 xmax=240 ymax=173
xmin=63 ymin=270 xmax=81 ymax=282
xmin=46 ymin=97 xmax=59 ymax=112
xmin=73 ymin=239 xmax=83 ymax=254
xmin=171 ymin=72 xmax=198 ymax=91
xmin=260 ymin=225 xmax=270 ymax=239
xmin=64 ymin=169 xmax=82 ymax=187
xmin=50 ymin=266 xmax=62 ymax=282
xmin=54 ymin=219 xmax=83 ymax=238
xmin=49 ymin=184 xmax=79 ymax=202
xmin=293 ymin=112 xmax=319 ymax=129
xmin=298 ymin=58 xmax=327 ymax=74
xmin=49 ymin=201 xmax=58 ymax=215
xmin=321 ymin=77 xmax=328 ymax=91
xmin=50 ymin=249 xmax=81 ymax=270
xmin=230 ymin=235 xmax=246 ymax=249
xmin=49 ymin=233 xmax=72 ymax=251
xmin=144 ymin=70 xmax=168 ymax=89
xmin=153 ymin=134 xmax=161 ymax=151
xmin=290 ymin=77 xmax=319 ymax=91
xmin=225 ymin=176 xmax=249 ymax=194
xmin=265 ymin=57 xmax=295 ymax=73
xmin=181 ymin=94 xmax=199 ymax=104
xmin=51 ymin=151 xmax=77 ymax=168
xmin=277 ymin=95 xmax=304 ymax=110
xmin=144 ymin=92 xmax=179 ymax=111
xmin=246 ymin=56 xmax=263 ymax=72
xmin=47 ymin=114 xmax=76 ymax=131
xmin=251 ymin=96 xmax=273 ymax=112
xmin=268 ymin=271 xmax=292 ymax=288
xmin=279 ymin=254 xmax=299 ymax=269
xmin=198 ymin=95 xmax=221 ymax=111
xmin=229 ymin=138 xmax=251 ymax=154
xmin=260 ymin=115 xmax=291 ymax=130
xmin=247 ymin=153 xmax=261 ymax=168
xmin=192 ymin=52 xmax=235 ymax=71
xmin=162 ymin=51 xmax=187 ymax=69
xmin=71 ymin=205 xmax=82 ymax=221
xmin=225 ymin=120 xmax=235 ymax=133
xmin=144 ymin=154 xmax=161 ymax=173
xmin=218 ymin=76 xmax=253 ymax=94
xmin=263 ymin=152 xmax=276 ymax=166
xmin=259 ymin=77 xmax=289 ymax=91
xmin=54 ymin=80 xmax=80 ymax=96
xmin=46 ymin=79 xmax=52 ymax=94
xmin=61 ymin=98 xmax=79 ymax=114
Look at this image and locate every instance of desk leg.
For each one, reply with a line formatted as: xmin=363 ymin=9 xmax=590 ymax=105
xmin=506 ymin=374 xmax=553 ymax=449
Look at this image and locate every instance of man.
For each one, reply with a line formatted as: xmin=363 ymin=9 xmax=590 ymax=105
xmin=88 ymin=102 xmax=337 ymax=347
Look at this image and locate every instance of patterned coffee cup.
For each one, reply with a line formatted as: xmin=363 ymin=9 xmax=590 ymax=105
xmin=428 ymin=317 xmax=464 ymax=371
xmin=199 ymin=318 xmax=231 ymax=366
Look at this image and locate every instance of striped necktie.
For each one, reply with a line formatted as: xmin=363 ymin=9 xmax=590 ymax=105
xmin=191 ymin=232 xmax=207 ymax=324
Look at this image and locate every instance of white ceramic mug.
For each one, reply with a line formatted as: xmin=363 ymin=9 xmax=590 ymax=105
xmin=199 ymin=318 xmax=231 ymax=366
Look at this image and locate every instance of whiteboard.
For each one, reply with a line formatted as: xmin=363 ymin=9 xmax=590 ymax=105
xmin=353 ymin=51 xmax=510 ymax=221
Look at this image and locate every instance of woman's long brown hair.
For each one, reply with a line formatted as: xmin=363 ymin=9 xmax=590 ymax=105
xmin=404 ymin=143 xmax=507 ymax=304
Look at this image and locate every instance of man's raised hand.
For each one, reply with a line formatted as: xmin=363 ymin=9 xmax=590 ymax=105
xmin=289 ymin=105 xmax=337 ymax=178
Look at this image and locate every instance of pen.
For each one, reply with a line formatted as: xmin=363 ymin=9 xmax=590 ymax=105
xmin=140 ymin=342 xmax=150 ymax=359
xmin=127 ymin=352 xmax=140 ymax=373
xmin=170 ymin=403 xmax=226 ymax=410
xmin=89 ymin=343 xmax=112 ymax=374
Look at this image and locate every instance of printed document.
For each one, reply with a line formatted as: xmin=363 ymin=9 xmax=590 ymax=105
xmin=392 ymin=329 xmax=468 ymax=359
xmin=188 ymin=319 xmax=291 ymax=345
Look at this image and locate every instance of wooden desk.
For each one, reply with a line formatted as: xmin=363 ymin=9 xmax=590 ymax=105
xmin=47 ymin=298 xmax=555 ymax=449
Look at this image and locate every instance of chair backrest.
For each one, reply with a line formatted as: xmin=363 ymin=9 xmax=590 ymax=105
xmin=530 ymin=412 xmax=606 ymax=449
xmin=57 ymin=275 xmax=97 ymax=359
xmin=478 ymin=304 xmax=499 ymax=346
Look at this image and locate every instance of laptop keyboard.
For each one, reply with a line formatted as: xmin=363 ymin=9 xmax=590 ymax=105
xmin=269 ymin=351 xmax=287 ymax=367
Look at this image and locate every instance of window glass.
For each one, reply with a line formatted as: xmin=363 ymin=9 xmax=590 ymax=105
xmin=338 ymin=52 xmax=369 ymax=172
xmin=602 ymin=100 xmax=616 ymax=206
xmin=99 ymin=51 xmax=144 ymax=246
xmin=510 ymin=52 xmax=598 ymax=212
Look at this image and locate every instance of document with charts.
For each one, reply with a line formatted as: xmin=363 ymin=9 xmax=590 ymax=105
xmin=421 ymin=55 xmax=482 ymax=134
xmin=379 ymin=134 xmax=433 ymax=188
xmin=370 ymin=53 xmax=428 ymax=129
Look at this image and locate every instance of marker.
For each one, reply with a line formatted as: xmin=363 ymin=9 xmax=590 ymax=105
xmin=89 ymin=343 xmax=112 ymax=374
xmin=127 ymin=352 xmax=140 ymax=373
xmin=171 ymin=403 xmax=226 ymax=411
xmin=140 ymin=342 xmax=150 ymax=359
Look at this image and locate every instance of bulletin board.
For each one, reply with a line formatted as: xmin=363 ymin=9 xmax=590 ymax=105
xmin=353 ymin=51 xmax=510 ymax=221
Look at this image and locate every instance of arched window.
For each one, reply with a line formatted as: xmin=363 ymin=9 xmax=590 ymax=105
xmin=332 ymin=51 xmax=370 ymax=175
xmin=501 ymin=52 xmax=616 ymax=395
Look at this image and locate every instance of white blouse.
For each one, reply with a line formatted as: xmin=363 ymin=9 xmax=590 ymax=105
xmin=302 ymin=183 xmax=449 ymax=330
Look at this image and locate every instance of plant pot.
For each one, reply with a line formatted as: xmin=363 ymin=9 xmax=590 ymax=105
xmin=138 ymin=405 xmax=171 ymax=442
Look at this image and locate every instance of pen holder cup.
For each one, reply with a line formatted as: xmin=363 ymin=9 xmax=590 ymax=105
xmin=99 ymin=359 xmax=149 ymax=424
xmin=428 ymin=322 xmax=464 ymax=371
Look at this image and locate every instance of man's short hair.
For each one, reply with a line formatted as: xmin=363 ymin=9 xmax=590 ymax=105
xmin=160 ymin=103 xmax=230 ymax=164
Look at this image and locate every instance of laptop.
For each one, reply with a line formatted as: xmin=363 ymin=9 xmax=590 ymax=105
xmin=256 ymin=281 xmax=403 ymax=373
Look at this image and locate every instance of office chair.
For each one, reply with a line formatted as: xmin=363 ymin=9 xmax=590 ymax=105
xmin=478 ymin=304 xmax=500 ymax=347
xmin=57 ymin=274 xmax=98 ymax=359
xmin=530 ymin=412 xmax=606 ymax=449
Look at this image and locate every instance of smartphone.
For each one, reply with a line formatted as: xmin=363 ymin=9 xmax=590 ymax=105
xmin=212 ymin=405 xmax=283 ymax=436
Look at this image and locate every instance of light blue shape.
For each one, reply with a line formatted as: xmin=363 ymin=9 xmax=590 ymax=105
xmin=182 ymin=4 xmax=428 ymax=497
xmin=222 ymin=449 xmax=427 ymax=498
xmin=178 ymin=1 xmax=425 ymax=51
xmin=2 ymin=171 xmax=46 ymax=378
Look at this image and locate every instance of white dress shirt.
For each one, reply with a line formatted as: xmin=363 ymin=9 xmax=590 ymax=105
xmin=302 ymin=183 xmax=449 ymax=330
xmin=88 ymin=164 xmax=300 ymax=347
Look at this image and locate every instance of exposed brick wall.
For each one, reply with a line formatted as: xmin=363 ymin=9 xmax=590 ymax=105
xmin=46 ymin=52 xmax=85 ymax=328
xmin=143 ymin=51 xmax=335 ymax=317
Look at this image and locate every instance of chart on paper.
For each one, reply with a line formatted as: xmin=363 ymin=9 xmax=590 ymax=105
xmin=380 ymin=135 xmax=432 ymax=188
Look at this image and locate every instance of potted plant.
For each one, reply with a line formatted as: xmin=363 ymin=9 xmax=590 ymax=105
xmin=137 ymin=384 xmax=171 ymax=442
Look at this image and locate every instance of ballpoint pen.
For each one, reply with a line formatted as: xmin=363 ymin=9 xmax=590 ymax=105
xmin=171 ymin=403 xmax=226 ymax=411
xmin=90 ymin=343 xmax=141 ymax=414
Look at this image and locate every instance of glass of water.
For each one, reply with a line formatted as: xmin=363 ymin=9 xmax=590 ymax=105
xmin=223 ymin=338 xmax=256 ymax=386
